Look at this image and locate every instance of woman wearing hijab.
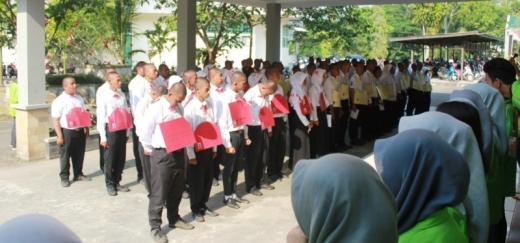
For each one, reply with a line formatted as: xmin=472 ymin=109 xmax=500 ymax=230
xmin=374 ymin=130 xmax=470 ymax=242
xmin=0 ymin=214 xmax=82 ymax=243
xmin=464 ymin=83 xmax=511 ymax=242
xmin=308 ymin=69 xmax=329 ymax=158
xmin=289 ymin=153 xmax=398 ymax=243
xmin=399 ymin=111 xmax=489 ymax=243
xmin=288 ymin=72 xmax=313 ymax=166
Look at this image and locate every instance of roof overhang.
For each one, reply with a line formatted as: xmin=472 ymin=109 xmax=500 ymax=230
xmin=390 ymin=31 xmax=501 ymax=47
xmin=213 ymin=0 xmax=482 ymax=8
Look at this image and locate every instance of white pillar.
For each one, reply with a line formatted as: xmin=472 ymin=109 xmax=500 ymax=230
xmin=177 ymin=0 xmax=196 ymax=72
xmin=266 ymin=3 xmax=281 ymax=62
xmin=15 ymin=0 xmax=49 ymax=161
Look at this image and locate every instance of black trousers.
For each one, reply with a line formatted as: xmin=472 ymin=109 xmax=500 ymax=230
xmin=221 ymin=131 xmax=244 ymax=196
xmin=267 ymin=117 xmax=286 ymax=177
xmin=289 ymin=108 xmax=310 ymax=167
xmin=416 ymin=91 xmax=431 ymax=114
xmin=213 ymin=145 xmax=224 ymax=181
xmin=59 ymin=129 xmax=86 ymax=181
xmin=148 ymin=148 xmax=185 ymax=230
xmin=103 ymin=125 xmax=127 ymax=187
xmin=98 ymin=136 xmax=105 ymax=171
xmin=328 ymin=107 xmax=342 ymax=152
xmin=132 ymin=122 xmax=143 ymax=180
xmin=349 ymin=105 xmax=368 ymax=141
xmin=364 ymin=100 xmax=379 ymax=137
xmin=188 ymin=148 xmax=214 ymax=213
xmin=397 ymin=92 xmax=406 ymax=120
xmin=244 ymin=125 xmax=268 ymax=192
xmin=138 ymin=142 xmax=152 ymax=194
xmin=406 ymin=89 xmax=420 ymax=116
xmin=384 ymin=100 xmax=398 ymax=130
xmin=339 ymin=99 xmax=350 ymax=145
xmin=310 ymin=108 xmax=329 ymax=158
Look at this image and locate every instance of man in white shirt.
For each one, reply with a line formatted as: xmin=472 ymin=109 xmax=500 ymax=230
xmin=207 ymin=68 xmax=225 ymax=187
xmin=243 ymin=81 xmax=277 ymax=196
xmin=181 ymin=70 xmax=197 ymax=107
xmin=96 ymin=67 xmax=117 ymax=172
xmin=217 ymin=71 xmax=251 ymax=209
xmin=265 ymin=67 xmax=287 ymax=182
xmin=338 ymin=61 xmax=352 ymax=150
xmin=97 ymin=72 xmax=131 ymax=196
xmin=51 ymin=77 xmax=91 ymax=187
xmin=152 ymin=64 xmax=170 ymax=88
xmin=324 ymin=63 xmax=342 ymax=152
xmin=141 ymin=82 xmax=193 ymax=243
xmin=184 ymin=78 xmax=220 ymax=222
xmin=135 ymin=85 xmax=168 ymax=194
xmin=128 ymin=61 xmax=149 ymax=185
xmin=406 ymin=63 xmax=420 ymax=116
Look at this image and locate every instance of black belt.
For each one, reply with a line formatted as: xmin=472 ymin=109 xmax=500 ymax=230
xmin=154 ymin=148 xmax=166 ymax=151
xmin=155 ymin=147 xmax=184 ymax=154
xmin=230 ymin=130 xmax=243 ymax=134
xmin=63 ymin=128 xmax=83 ymax=132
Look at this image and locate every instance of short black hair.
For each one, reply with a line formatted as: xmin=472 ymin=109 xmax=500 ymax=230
xmin=135 ymin=61 xmax=146 ymax=69
xmin=264 ymin=67 xmax=278 ymax=78
xmin=483 ymin=58 xmax=516 ymax=85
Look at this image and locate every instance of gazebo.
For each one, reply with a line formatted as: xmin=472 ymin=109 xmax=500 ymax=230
xmin=15 ymin=0 xmax=474 ymax=161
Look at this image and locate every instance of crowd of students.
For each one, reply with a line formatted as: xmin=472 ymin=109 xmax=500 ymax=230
xmin=5 ymin=55 xmax=520 ymax=243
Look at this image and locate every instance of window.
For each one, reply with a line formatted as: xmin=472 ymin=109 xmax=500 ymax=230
xmin=282 ymin=27 xmax=290 ymax=48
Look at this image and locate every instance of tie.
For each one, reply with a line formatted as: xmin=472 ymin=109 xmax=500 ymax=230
xmin=169 ymin=105 xmax=175 ymax=111
xmin=150 ymin=82 xmax=155 ymax=89
xmin=185 ymin=92 xmax=195 ymax=105
xmin=235 ymin=94 xmax=242 ymax=101
xmin=216 ymin=88 xmax=224 ymax=94
xmin=201 ymin=105 xmax=207 ymax=116
xmin=319 ymin=93 xmax=326 ymax=112
xmin=113 ymin=93 xmax=119 ymax=98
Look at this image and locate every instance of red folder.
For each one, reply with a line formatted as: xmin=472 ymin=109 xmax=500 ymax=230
xmin=229 ymin=99 xmax=253 ymax=128
xmin=259 ymin=106 xmax=275 ymax=130
xmin=66 ymin=107 xmax=92 ymax=128
xmin=300 ymin=96 xmax=311 ymax=115
xmin=194 ymin=122 xmax=223 ymax=152
xmin=271 ymin=94 xmax=289 ymax=114
xmin=159 ymin=117 xmax=196 ymax=153
xmin=108 ymin=107 xmax=133 ymax=132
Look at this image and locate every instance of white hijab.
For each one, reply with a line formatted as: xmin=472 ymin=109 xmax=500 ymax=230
xmin=311 ymin=69 xmax=326 ymax=93
xmin=290 ymin=72 xmax=308 ymax=99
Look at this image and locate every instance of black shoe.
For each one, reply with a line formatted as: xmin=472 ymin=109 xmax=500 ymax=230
xmin=61 ymin=180 xmax=70 ymax=187
xmin=202 ymin=208 xmax=219 ymax=217
xmin=250 ymin=188 xmax=263 ymax=196
xmin=261 ymin=184 xmax=275 ymax=190
xmin=73 ymin=175 xmax=91 ymax=181
xmin=278 ymin=173 xmax=289 ymax=179
xmin=150 ymin=229 xmax=168 ymax=243
xmin=269 ymin=174 xmax=281 ymax=182
xmin=351 ymin=140 xmax=365 ymax=146
xmin=192 ymin=212 xmax=204 ymax=222
xmin=116 ymin=184 xmax=130 ymax=192
xmin=107 ymin=186 xmax=117 ymax=196
xmin=223 ymin=198 xmax=240 ymax=209
xmin=234 ymin=196 xmax=250 ymax=204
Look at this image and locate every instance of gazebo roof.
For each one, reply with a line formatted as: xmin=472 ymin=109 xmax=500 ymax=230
xmin=389 ymin=31 xmax=501 ymax=47
xmin=214 ymin=0 xmax=472 ymax=8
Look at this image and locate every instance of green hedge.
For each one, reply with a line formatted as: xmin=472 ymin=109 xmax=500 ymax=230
xmin=46 ymin=74 xmax=104 ymax=86
xmin=46 ymin=74 xmax=130 ymax=92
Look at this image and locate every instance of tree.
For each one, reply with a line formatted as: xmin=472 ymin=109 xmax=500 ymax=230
xmin=149 ymin=0 xmax=263 ymax=65
xmin=410 ymin=3 xmax=447 ymax=35
xmin=383 ymin=4 xmax=422 ymax=61
xmin=142 ymin=18 xmax=177 ymax=63
xmin=0 ymin=0 xmax=17 ymax=49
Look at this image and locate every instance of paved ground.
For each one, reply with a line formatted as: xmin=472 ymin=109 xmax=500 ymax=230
xmin=1 ymin=84 xmax=516 ymax=242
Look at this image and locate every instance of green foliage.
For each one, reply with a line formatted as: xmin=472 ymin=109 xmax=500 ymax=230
xmin=0 ymin=1 xmax=17 ymax=48
xmin=383 ymin=4 xmax=422 ymax=61
xmin=45 ymin=74 xmax=104 ymax=86
xmin=142 ymin=17 xmax=177 ymax=63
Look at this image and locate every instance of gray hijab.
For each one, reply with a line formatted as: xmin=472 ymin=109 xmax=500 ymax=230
xmin=291 ymin=154 xmax=398 ymax=243
xmin=0 ymin=214 xmax=82 ymax=243
xmin=399 ymin=111 xmax=489 ymax=243
xmin=464 ymin=83 xmax=507 ymax=155
xmin=449 ymin=89 xmax=493 ymax=172
xmin=374 ymin=129 xmax=470 ymax=233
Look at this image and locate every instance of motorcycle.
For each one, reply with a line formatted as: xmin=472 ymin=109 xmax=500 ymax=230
xmin=463 ymin=63 xmax=475 ymax=81
xmin=438 ymin=64 xmax=459 ymax=81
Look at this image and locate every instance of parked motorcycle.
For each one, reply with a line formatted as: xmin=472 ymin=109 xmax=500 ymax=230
xmin=463 ymin=63 xmax=475 ymax=81
xmin=438 ymin=64 xmax=459 ymax=81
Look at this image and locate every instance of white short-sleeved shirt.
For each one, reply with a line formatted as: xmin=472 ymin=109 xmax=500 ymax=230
xmin=51 ymin=92 xmax=87 ymax=130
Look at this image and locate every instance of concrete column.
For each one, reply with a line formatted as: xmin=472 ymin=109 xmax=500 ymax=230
xmin=266 ymin=3 xmax=281 ymax=62
xmin=177 ymin=0 xmax=196 ymax=72
xmin=14 ymin=0 xmax=49 ymax=161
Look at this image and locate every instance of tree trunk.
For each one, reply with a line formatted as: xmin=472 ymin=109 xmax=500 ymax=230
xmin=443 ymin=16 xmax=448 ymax=34
xmin=422 ymin=24 xmax=426 ymax=36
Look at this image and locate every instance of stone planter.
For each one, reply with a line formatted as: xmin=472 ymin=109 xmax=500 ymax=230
xmin=44 ymin=130 xmax=133 ymax=160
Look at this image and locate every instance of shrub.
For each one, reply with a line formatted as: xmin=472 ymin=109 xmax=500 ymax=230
xmin=46 ymin=74 xmax=104 ymax=86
